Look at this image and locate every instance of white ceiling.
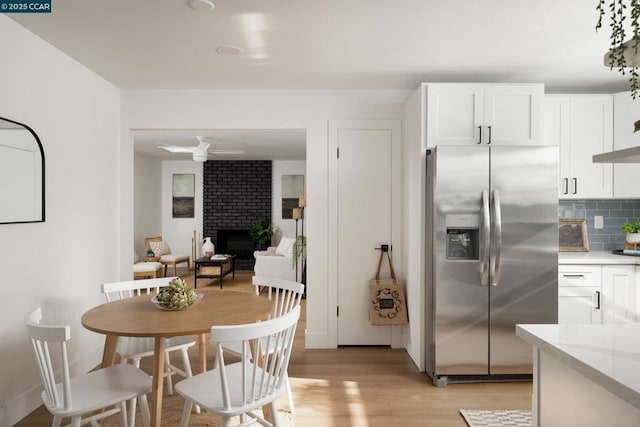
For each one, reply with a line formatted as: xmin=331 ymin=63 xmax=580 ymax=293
xmin=8 ymin=0 xmax=629 ymax=159
xmin=134 ymin=129 xmax=306 ymax=161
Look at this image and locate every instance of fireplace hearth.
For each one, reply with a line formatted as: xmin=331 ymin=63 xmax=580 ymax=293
xmin=216 ymin=230 xmax=254 ymax=270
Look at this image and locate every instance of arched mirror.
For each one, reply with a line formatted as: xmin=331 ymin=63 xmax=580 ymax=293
xmin=0 ymin=116 xmax=45 ymax=224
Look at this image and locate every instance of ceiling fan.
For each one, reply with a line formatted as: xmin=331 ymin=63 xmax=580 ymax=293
xmin=158 ymin=136 xmax=243 ymax=162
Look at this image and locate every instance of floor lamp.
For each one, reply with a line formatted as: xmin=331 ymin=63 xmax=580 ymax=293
xmin=293 ymin=207 xmax=302 ymax=282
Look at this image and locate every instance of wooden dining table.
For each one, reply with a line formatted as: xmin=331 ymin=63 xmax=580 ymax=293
xmin=81 ymin=288 xmax=273 ymax=427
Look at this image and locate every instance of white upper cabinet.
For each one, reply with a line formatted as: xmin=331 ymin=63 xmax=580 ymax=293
xmin=425 ymin=83 xmax=543 ymax=147
xmin=484 ymin=84 xmax=543 ymax=145
xmin=545 ymin=95 xmax=613 ymax=199
xmin=613 ymin=92 xmax=640 ymax=198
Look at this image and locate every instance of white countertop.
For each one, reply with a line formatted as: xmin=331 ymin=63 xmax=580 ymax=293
xmin=559 ymin=250 xmax=640 ymax=265
xmin=516 ymin=323 xmax=640 ymax=411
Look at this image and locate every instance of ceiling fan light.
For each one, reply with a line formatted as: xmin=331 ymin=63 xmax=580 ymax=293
xmin=193 ymin=152 xmax=207 ymax=162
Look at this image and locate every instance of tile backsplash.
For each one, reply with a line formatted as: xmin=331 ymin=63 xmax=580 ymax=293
xmin=559 ymin=199 xmax=640 ymax=251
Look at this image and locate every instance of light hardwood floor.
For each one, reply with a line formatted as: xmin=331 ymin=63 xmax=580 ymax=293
xmin=16 ymin=272 xmax=532 ymax=426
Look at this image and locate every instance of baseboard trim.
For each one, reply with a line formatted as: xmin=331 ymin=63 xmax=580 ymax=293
xmin=304 ymin=329 xmax=334 ymax=349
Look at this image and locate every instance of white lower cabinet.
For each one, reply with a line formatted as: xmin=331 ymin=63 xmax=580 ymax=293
xmin=558 ymin=265 xmax=602 ymax=324
xmin=559 ymin=264 xmax=637 ymax=325
xmin=558 ymin=286 xmax=602 ymax=324
xmin=602 ymin=265 xmax=637 ymax=323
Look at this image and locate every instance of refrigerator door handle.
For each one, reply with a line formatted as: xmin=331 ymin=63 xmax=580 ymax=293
xmin=490 ymin=189 xmax=502 ymax=287
xmin=480 ymin=190 xmax=490 ymax=286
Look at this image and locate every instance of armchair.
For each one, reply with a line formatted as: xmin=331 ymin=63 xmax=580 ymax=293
xmin=144 ymin=236 xmax=190 ymax=277
xmin=133 ymin=251 xmax=163 ymax=280
xmin=253 ymin=236 xmax=296 ymax=284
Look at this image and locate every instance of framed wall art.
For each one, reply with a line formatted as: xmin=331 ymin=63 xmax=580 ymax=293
xmin=559 ymin=218 xmax=589 ymax=252
xmin=172 ymin=173 xmax=195 ymax=218
xmin=282 ymin=174 xmax=304 ymax=219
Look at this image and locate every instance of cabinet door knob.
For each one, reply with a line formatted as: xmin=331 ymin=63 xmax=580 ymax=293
xmin=572 ymin=178 xmax=577 ymax=195
xmin=487 ymin=125 xmax=492 ymax=144
xmin=477 ymin=126 xmax=482 ymax=144
xmin=595 ymin=290 xmax=601 ymax=310
xmin=563 ymin=178 xmax=569 ymax=195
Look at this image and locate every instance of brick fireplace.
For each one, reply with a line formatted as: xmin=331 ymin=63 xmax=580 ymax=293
xmin=203 ymin=160 xmax=272 ymax=270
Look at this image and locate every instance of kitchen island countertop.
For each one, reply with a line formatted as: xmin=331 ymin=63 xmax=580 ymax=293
xmin=517 ymin=323 xmax=640 ymax=425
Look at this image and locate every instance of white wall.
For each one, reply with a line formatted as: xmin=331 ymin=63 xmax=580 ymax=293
xmin=120 ymin=90 xmax=410 ymax=349
xmin=134 ymin=157 xmax=202 ymax=267
xmin=272 ymin=160 xmax=306 ymax=242
xmin=402 ymin=85 xmax=426 ymax=370
xmin=0 ymin=16 xmax=121 ymax=425
xmin=133 ymin=153 xmax=162 ymax=259
xmin=161 ymin=161 xmax=203 ymax=265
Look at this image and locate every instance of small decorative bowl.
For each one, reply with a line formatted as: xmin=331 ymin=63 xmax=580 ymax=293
xmin=151 ymin=293 xmax=203 ymax=311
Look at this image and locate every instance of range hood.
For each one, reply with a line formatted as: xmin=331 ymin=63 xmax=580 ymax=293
xmin=593 ymin=146 xmax=640 ymax=163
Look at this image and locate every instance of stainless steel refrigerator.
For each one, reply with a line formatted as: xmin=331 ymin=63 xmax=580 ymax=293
xmin=425 ymin=145 xmax=558 ymax=386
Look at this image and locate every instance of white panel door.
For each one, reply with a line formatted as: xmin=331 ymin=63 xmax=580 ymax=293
xmin=333 ymin=121 xmax=400 ymax=345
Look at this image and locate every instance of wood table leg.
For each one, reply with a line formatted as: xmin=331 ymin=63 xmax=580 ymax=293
xmin=101 ymin=335 xmax=118 ymax=367
xmin=150 ymin=337 xmax=166 ymax=427
xmin=197 ymin=333 xmax=207 ymax=373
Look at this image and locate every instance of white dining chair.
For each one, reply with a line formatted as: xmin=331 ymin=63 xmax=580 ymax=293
xmin=101 ymin=277 xmax=200 ymax=426
xmin=252 ymin=276 xmax=305 ymax=318
xmin=25 ymin=306 xmax=152 ymax=427
xmin=219 ymin=275 xmax=304 ymax=414
xmin=176 ymin=306 xmax=301 ymax=427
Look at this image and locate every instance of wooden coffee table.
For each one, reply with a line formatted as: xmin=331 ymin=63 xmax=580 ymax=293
xmin=194 ymin=255 xmax=237 ymax=288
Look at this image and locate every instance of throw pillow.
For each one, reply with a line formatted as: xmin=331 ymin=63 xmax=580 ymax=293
xmin=150 ymin=240 xmax=171 ymax=257
xmin=276 ymin=237 xmax=295 ymax=258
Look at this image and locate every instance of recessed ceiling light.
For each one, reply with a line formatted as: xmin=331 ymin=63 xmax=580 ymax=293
xmin=187 ymin=0 xmax=214 ymax=12
xmin=216 ymin=46 xmax=243 ymax=56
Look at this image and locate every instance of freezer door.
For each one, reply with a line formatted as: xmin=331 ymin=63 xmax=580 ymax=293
xmin=488 ymin=145 xmax=558 ymax=375
xmin=432 ymin=145 xmax=490 ymax=375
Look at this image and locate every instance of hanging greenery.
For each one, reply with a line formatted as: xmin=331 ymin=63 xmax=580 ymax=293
xmin=292 ymin=235 xmax=306 ymax=270
xmin=597 ymin=0 xmax=640 ymax=97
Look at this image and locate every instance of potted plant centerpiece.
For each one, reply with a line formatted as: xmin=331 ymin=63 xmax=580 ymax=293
xmin=621 ymin=219 xmax=640 ymax=245
xmin=250 ymin=218 xmax=274 ymax=250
